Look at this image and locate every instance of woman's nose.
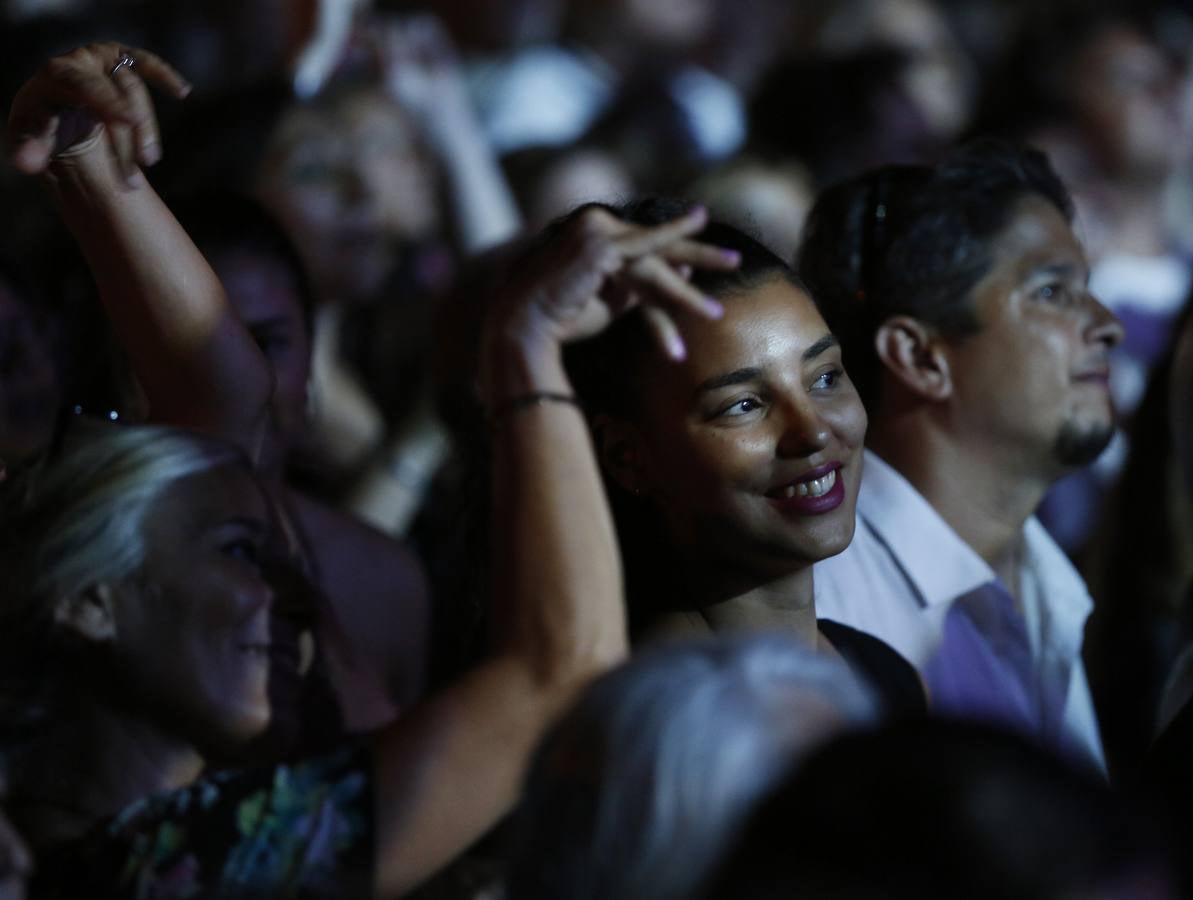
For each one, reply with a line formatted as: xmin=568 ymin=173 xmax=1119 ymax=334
xmin=776 ymin=398 xmax=831 ymax=458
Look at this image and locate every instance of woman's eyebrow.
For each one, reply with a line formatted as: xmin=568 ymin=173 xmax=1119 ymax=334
xmin=696 ymin=367 xmax=764 ymax=394
xmin=803 ymin=334 xmax=839 ymax=362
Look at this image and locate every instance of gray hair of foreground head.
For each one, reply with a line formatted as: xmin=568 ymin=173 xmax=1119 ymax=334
xmin=508 ymin=632 xmax=880 ymax=900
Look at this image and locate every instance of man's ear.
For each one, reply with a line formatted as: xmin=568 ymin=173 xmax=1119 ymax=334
xmin=873 ymin=316 xmax=953 ymax=401
xmin=53 ymin=583 xmax=118 ymax=643
xmin=591 ymin=413 xmax=650 ymax=496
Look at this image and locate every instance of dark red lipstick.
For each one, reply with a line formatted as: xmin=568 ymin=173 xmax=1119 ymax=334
xmin=765 ymin=462 xmax=846 ymax=515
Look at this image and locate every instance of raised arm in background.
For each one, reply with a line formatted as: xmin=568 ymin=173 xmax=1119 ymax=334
xmin=9 ymin=44 xmax=272 ymax=455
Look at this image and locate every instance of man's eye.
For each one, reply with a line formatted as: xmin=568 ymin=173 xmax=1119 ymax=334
xmin=1035 ymin=283 xmax=1068 ymax=303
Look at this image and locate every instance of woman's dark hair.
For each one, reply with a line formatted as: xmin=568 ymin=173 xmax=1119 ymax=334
xmin=562 ymin=199 xmax=815 ymax=630
xmin=565 ymin=197 xmax=810 ymax=421
xmin=797 ymin=138 xmax=1074 ymax=411
xmin=171 ymin=191 xmax=317 ymax=335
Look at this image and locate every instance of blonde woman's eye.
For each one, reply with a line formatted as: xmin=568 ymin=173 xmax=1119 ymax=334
xmin=222 ymin=539 xmax=260 ymax=565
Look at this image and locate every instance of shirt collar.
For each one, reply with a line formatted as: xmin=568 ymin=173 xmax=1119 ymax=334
xmin=855 ymin=449 xmax=995 ymax=607
xmin=1019 ymin=516 xmax=1095 ymax=646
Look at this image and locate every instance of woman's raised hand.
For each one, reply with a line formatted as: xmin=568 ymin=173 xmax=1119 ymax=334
xmin=487 ymin=204 xmax=740 ymax=364
xmin=7 ymin=42 xmax=191 ymax=185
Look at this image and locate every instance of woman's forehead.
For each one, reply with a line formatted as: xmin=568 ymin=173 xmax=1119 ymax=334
xmin=149 ymin=465 xmax=269 ymax=537
xmin=682 ymin=281 xmax=827 ymax=360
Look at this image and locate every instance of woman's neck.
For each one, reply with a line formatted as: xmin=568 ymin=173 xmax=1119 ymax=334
xmin=668 ymin=553 xmax=820 ymax=647
xmin=11 ymin=700 xmax=205 ymax=847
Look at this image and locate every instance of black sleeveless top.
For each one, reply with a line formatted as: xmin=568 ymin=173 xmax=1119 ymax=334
xmin=818 ymin=619 xmax=927 ymax=717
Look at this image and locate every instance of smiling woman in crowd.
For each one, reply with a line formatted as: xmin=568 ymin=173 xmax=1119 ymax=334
xmin=562 ymin=199 xmax=925 ymax=713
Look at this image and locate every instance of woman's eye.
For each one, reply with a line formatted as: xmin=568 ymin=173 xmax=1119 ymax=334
xmin=718 ymin=397 xmax=763 ymax=418
xmin=812 ymin=369 xmax=842 ymax=390
xmin=222 ymin=539 xmax=261 ymax=565
xmin=254 ymin=333 xmax=291 ymax=357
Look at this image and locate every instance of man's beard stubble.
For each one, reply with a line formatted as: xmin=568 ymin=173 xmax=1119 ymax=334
xmin=1053 ymin=420 xmax=1116 ymax=468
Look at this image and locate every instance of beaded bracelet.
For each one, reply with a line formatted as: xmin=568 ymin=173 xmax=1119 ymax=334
xmin=487 ymin=391 xmax=583 ymax=427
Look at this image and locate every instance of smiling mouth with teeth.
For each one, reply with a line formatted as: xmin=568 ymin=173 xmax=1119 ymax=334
xmin=776 ymin=469 xmax=837 ymax=499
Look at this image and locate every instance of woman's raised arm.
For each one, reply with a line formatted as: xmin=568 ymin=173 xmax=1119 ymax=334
xmin=8 ymin=43 xmax=273 ymax=453
xmin=367 ymin=205 xmax=737 ymax=895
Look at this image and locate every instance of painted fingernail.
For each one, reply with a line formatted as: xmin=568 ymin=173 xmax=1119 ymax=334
xmin=126 ymin=168 xmax=145 ymax=188
xmin=141 ymin=141 xmax=160 ymax=165
xmin=721 ymin=249 xmax=741 ymax=264
xmin=704 ymin=297 xmax=724 ymax=318
xmin=670 ymin=337 xmax=687 ymax=360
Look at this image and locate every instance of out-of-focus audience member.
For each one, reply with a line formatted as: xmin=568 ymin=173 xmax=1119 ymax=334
xmin=748 ymin=0 xmax=976 ymax=186
xmin=809 ymin=0 xmax=978 ymax=145
xmin=503 ymin=142 xmax=635 ymax=232
xmin=1083 ymin=301 xmax=1193 ymax=781
xmin=705 ymin=719 xmax=1178 ymax=900
xmin=0 ymin=257 xmax=63 ymax=476
xmin=802 ymin=141 xmax=1122 ymax=771
xmin=748 ymin=49 xmax=942 ymax=187
xmin=508 ymin=633 xmax=877 ymax=900
xmin=979 ymin=6 xmax=1193 ymax=552
xmin=687 ymin=157 xmax=814 ymax=261
xmin=563 ymin=199 xmax=925 ymax=716
xmin=256 ymin=11 xmax=522 ymax=522
xmin=467 ymin=0 xmax=744 ymax=180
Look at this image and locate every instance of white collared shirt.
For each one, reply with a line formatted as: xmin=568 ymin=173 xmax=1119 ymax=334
xmin=815 ymin=450 xmax=1106 ymax=771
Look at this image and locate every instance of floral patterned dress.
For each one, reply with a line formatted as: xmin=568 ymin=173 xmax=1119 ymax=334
xmin=32 ymin=747 xmax=374 ymax=899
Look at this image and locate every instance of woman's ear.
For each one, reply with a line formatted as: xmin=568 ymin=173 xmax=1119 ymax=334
xmin=873 ymin=315 xmax=953 ymax=401
xmin=53 ymin=583 xmax=118 ymax=643
xmin=591 ymin=414 xmax=649 ymax=496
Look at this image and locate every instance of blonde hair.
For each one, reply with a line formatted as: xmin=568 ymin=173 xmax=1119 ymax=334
xmin=1 ymin=420 xmax=246 ymax=624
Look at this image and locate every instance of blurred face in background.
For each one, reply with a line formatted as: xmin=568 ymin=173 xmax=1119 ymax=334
xmin=1065 ymin=24 xmax=1184 ymax=179
xmin=818 ymin=0 xmax=975 ymax=140
xmin=209 ymin=248 xmax=312 ymax=474
xmin=258 ymin=88 xmax=441 ymax=303
xmin=0 ymin=278 xmax=61 ymax=467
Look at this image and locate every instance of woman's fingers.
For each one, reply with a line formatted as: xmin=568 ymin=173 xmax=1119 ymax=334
xmin=121 ymin=47 xmax=192 ymax=100
xmin=660 ymin=238 xmax=741 ymax=271
xmin=613 ymin=205 xmax=708 ymax=258
xmin=641 ymin=305 xmax=687 ymax=361
xmin=110 ymin=64 xmax=161 ymax=168
xmin=7 ymin=43 xmax=189 ymax=176
xmin=7 ymin=114 xmax=59 ymax=174
xmin=626 ymin=254 xmax=723 ymax=320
